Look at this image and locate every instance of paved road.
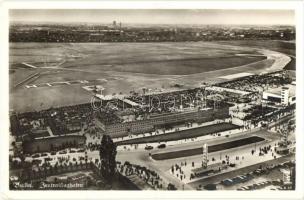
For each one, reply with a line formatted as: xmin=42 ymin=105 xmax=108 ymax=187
xmin=116 ymin=129 xmax=282 ymax=190
xmin=18 ymin=128 xmax=286 ymax=191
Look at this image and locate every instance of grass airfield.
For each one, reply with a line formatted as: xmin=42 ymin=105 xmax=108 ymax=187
xmin=9 ymin=41 xmax=290 ymax=112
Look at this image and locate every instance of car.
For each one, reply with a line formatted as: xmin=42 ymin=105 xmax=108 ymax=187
xmin=232 ymin=177 xmax=242 ymax=184
xmin=243 ymin=186 xmax=250 ymax=190
xmin=145 ymin=146 xmax=153 ymax=150
xmin=9 ymin=176 xmax=19 ymax=182
xmin=265 ymin=181 xmax=272 ymax=184
xmin=77 ymin=149 xmax=85 ymax=153
xmin=157 ymin=144 xmax=166 ymax=149
xmin=237 ymin=176 xmax=247 ymax=182
xmin=41 ymin=153 xmax=48 ymax=157
xmin=59 ymin=150 xmax=67 ymax=154
xmin=247 ymin=174 xmax=254 ymax=180
xmin=222 ymin=179 xmax=234 ymax=186
xmin=229 ymin=163 xmax=236 ymax=167
xmin=32 ymin=159 xmax=42 ymax=165
xmin=32 ymin=154 xmax=40 ymax=158
xmin=44 ymin=157 xmax=52 ymax=162
xmin=69 ymin=150 xmax=76 ymax=153
xmin=254 ymin=169 xmax=262 ymax=175
xmin=256 ymin=183 xmax=263 ymax=188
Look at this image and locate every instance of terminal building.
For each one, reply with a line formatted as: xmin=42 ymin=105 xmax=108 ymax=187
xmin=262 ymin=84 xmax=296 ymax=106
xmin=95 ymin=107 xmax=230 ymax=138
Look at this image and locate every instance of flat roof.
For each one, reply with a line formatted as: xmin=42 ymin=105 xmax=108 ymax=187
xmin=219 ymin=72 xmax=254 ymax=80
xmin=115 ymin=109 xmax=135 ymax=116
xmin=122 ymin=98 xmax=139 ymax=107
xmin=265 ymin=84 xmax=295 ymax=97
xmin=206 ymin=86 xmax=251 ymax=95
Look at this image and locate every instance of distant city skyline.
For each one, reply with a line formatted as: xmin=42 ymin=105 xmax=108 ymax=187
xmin=10 ymin=9 xmax=295 ymax=25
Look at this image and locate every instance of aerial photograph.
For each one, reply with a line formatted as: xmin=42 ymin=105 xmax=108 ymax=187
xmin=8 ymin=9 xmax=296 ymax=190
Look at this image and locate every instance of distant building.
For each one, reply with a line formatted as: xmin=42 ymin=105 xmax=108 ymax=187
xmin=22 ymin=135 xmax=86 ymax=153
xmin=262 ymin=84 xmax=296 ymax=106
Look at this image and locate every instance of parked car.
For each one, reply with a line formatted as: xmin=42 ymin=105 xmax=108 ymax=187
xmin=222 ymin=179 xmax=234 ymax=186
xmin=32 ymin=159 xmax=42 ymax=165
xmin=9 ymin=176 xmax=19 ymax=182
xmin=32 ymin=154 xmax=40 ymax=158
xmin=41 ymin=153 xmax=48 ymax=157
xmin=243 ymin=186 xmax=251 ymax=190
xmin=145 ymin=146 xmax=153 ymax=150
xmin=44 ymin=157 xmax=52 ymax=162
xmin=77 ymin=149 xmax=85 ymax=153
xmin=157 ymin=144 xmax=166 ymax=149
xmin=254 ymin=169 xmax=266 ymax=175
xmin=229 ymin=163 xmax=236 ymax=167
xmin=203 ymin=183 xmax=217 ymax=190
xmin=232 ymin=177 xmax=242 ymax=184
xmin=59 ymin=150 xmax=67 ymax=154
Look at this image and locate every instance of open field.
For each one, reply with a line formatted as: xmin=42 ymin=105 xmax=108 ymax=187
xmin=218 ymin=40 xmax=295 ymax=57
xmin=151 ymin=136 xmax=264 ymax=160
xmin=9 ymin=41 xmax=290 ymax=112
xmin=218 ymin=40 xmax=296 ymax=71
xmin=116 ymin=123 xmax=240 ymax=145
xmin=10 ymin=42 xmax=265 ymax=76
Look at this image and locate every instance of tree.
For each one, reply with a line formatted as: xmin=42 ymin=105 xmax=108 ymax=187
xmin=99 ymin=134 xmax=117 ymax=182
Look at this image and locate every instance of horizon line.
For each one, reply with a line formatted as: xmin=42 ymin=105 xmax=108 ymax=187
xmin=10 ymin=21 xmax=295 ymax=26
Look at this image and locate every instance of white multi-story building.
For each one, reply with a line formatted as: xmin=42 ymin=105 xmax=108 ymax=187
xmin=262 ymin=84 xmax=296 ymax=106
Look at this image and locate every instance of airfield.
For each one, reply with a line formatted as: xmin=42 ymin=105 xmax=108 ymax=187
xmin=9 ymin=41 xmax=292 ymax=112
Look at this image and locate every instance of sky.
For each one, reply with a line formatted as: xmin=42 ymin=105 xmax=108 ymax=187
xmin=10 ymin=9 xmax=295 ymax=25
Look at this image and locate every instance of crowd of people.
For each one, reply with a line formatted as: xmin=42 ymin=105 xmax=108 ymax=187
xmin=216 ymin=71 xmax=292 ymax=93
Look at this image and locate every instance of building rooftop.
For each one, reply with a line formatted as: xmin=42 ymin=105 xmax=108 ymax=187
xmin=265 ymin=84 xmax=295 ymax=97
